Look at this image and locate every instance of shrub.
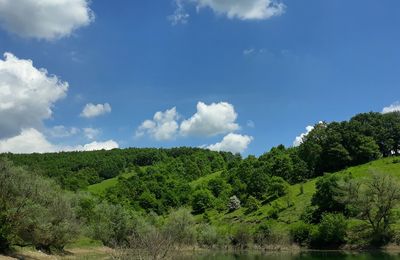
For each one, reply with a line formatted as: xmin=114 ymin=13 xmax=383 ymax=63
xmin=311 ymin=213 xmax=347 ymax=248
xmin=164 ymin=208 xmax=196 ymax=247
xmin=192 ymin=189 xmax=215 ymax=214
xmin=254 ymin=223 xmax=272 ymax=246
xmin=245 ymin=196 xmax=260 ymax=214
xmin=230 ymin=225 xmax=251 ymax=250
xmin=89 ymin=202 xmax=134 ymax=246
xmin=196 ymin=224 xmax=219 ymax=248
xmin=289 ymin=222 xmax=315 ymax=246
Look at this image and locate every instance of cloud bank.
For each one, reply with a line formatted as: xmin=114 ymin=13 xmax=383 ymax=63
xmin=0 ymin=0 xmax=94 ymax=40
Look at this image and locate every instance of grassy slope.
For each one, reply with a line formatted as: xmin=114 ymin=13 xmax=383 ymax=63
xmin=87 ymin=171 xmax=136 ymax=195
xmin=86 ymin=157 xmax=400 ymax=231
xmin=211 ymin=156 xmax=400 ymax=232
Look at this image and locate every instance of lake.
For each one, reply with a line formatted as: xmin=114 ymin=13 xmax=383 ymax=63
xmin=176 ymin=251 xmax=400 ymax=260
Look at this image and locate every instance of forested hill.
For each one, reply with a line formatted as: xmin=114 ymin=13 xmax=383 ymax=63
xmin=0 ymin=148 xmax=236 ymax=191
xmin=2 ymin=111 xmax=400 ymax=192
xmin=2 ymin=111 xmax=400 ymax=254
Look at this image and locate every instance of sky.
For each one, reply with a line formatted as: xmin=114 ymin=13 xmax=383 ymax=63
xmin=0 ymin=0 xmax=400 ymax=156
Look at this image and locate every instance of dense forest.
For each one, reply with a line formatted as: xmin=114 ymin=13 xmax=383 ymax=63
xmin=1 ymin=111 xmax=400 ymax=257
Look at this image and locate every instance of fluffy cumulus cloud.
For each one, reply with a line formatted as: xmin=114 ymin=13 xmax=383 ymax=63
xmin=170 ymin=0 xmax=285 ymax=23
xmin=0 ymin=128 xmax=56 ymax=154
xmin=0 ymin=52 xmax=118 ymax=154
xmin=207 ymin=133 xmax=253 ymax=154
xmin=0 ymin=52 xmax=68 ymax=139
xmin=80 ymin=103 xmax=112 ymax=118
xmin=382 ymin=102 xmax=400 ymax=114
xmin=0 ymin=0 xmax=94 ymax=40
xmin=136 ymin=107 xmax=179 ymax=141
xmin=135 ymin=101 xmax=252 ymax=153
xmin=0 ymin=128 xmax=118 ymax=154
xmin=180 ymin=102 xmax=239 ymax=137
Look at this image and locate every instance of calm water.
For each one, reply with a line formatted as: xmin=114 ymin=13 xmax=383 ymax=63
xmin=176 ymin=251 xmax=400 ymax=260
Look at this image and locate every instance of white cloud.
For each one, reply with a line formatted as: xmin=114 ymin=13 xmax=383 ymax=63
xmin=48 ymin=125 xmax=79 ymax=138
xmin=171 ymin=0 xmax=285 ymax=22
xmin=0 ymin=52 xmax=68 ymax=139
xmin=293 ymin=125 xmax=314 ymax=147
xmin=382 ymin=102 xmax=400 ymax=114
xmin=206 ymin=133 xmax=253 ymax=154
xmin=69 ymin=140 xmax=119 ymax=152
xmin=169 ymin=0 xmax=190 ymax=25
xmin=0 ymin=0 xmax=94 ymax=40
xmin=136 ymin=107 xmax=179 ymax=141
xmin=196 ymin=0 xmax=285 ymax=20
xmin=83 ymin=127 xmax=100 ymax=140
xmin=0 ymin=128 xmax=56 ymax=154
xmin=180 ymin=102 xmax=239 ymax=137
xmin=0 ymin=128 xmax=118 ymax=154
xmin=80 ymin=103 xmax=111 ymax=118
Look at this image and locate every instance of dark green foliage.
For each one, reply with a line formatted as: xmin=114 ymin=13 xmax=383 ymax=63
xmin=230 ymin=224 xmax=251 ymax=250
xmin=339 ymin=173 xmax=400 ymax=246
xmin=254 ymin=223 xmax=272 ymax=246
xmin=289 ymin=222 xmax=315 ymax=246
xmin=0 ymin=159 xmax=79 ymax=253
xmin=311 ymin=213 xmax=347 ymax=248
xmin=191 ymin=189 xmax=215 ymax=214
xmin=1 ymin=148 xmax=228 ymax=191
xmin=245 ymin=196 xmax=260 ymax=213
xmin=311 ymin=174 xmax=345 ymax=220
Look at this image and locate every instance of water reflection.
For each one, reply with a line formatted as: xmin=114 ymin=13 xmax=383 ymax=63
xmin=177 ymin=251 xmax=400 ymax=260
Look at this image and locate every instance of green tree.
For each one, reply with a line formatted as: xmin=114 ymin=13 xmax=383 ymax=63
xmin=312 ymin=174 xmax=345 ymax=217
xmin=192 ymin=189 xmax=214 ymax=214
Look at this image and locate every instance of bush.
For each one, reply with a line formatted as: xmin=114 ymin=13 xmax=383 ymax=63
xmin=164 ymin=208 xmax=196 ymax=247
xmin=89 ymin=202 xmax=134 ymax=246
xmin=196 ymin=224 xmax=219 ymax=248
xmin=254 ymin=223 xmax=272 ymax=246
xmin=192 ymin=189 xmax=215 ymax=214
xmin=245 ymin=196 xmax=260 ymax=214
xmin=289 ymin=222 xmax=315 ymax=246
xmin=230 ymin=225 xmax=251 ymax=250
xmin=0 ymin=159 xmax=79 ymax=253
xmin=311 ymin=213 xmax=347 ymax=248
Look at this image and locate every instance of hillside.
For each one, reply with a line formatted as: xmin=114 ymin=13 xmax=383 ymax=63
xmin=212 ymin=157 xmax=400 ymax=229
xmin=2 ymin=111 xmax=400 ymax=255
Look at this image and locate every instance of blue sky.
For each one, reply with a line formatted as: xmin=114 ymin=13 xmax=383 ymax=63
xmin=0 ymin=0 xmax=399 ymax=155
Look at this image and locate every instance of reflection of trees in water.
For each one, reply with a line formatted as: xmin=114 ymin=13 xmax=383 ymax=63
xmin=177 ymin=251 xmax=400 ymax=260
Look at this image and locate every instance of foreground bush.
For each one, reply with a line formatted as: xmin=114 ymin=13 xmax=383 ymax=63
xmin=0 ymin=159 xmax=79 ymax=253
xmin=311 ymin=213 xmax=347 ymax=248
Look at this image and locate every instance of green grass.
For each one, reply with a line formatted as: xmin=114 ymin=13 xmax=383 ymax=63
xmin=190 ymin=171 xmax=223 ymax=188
xmin=209 ymin=156 xmax=400 ymax=232
xmin=87 ymin=171 xmax=136 ymax=195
